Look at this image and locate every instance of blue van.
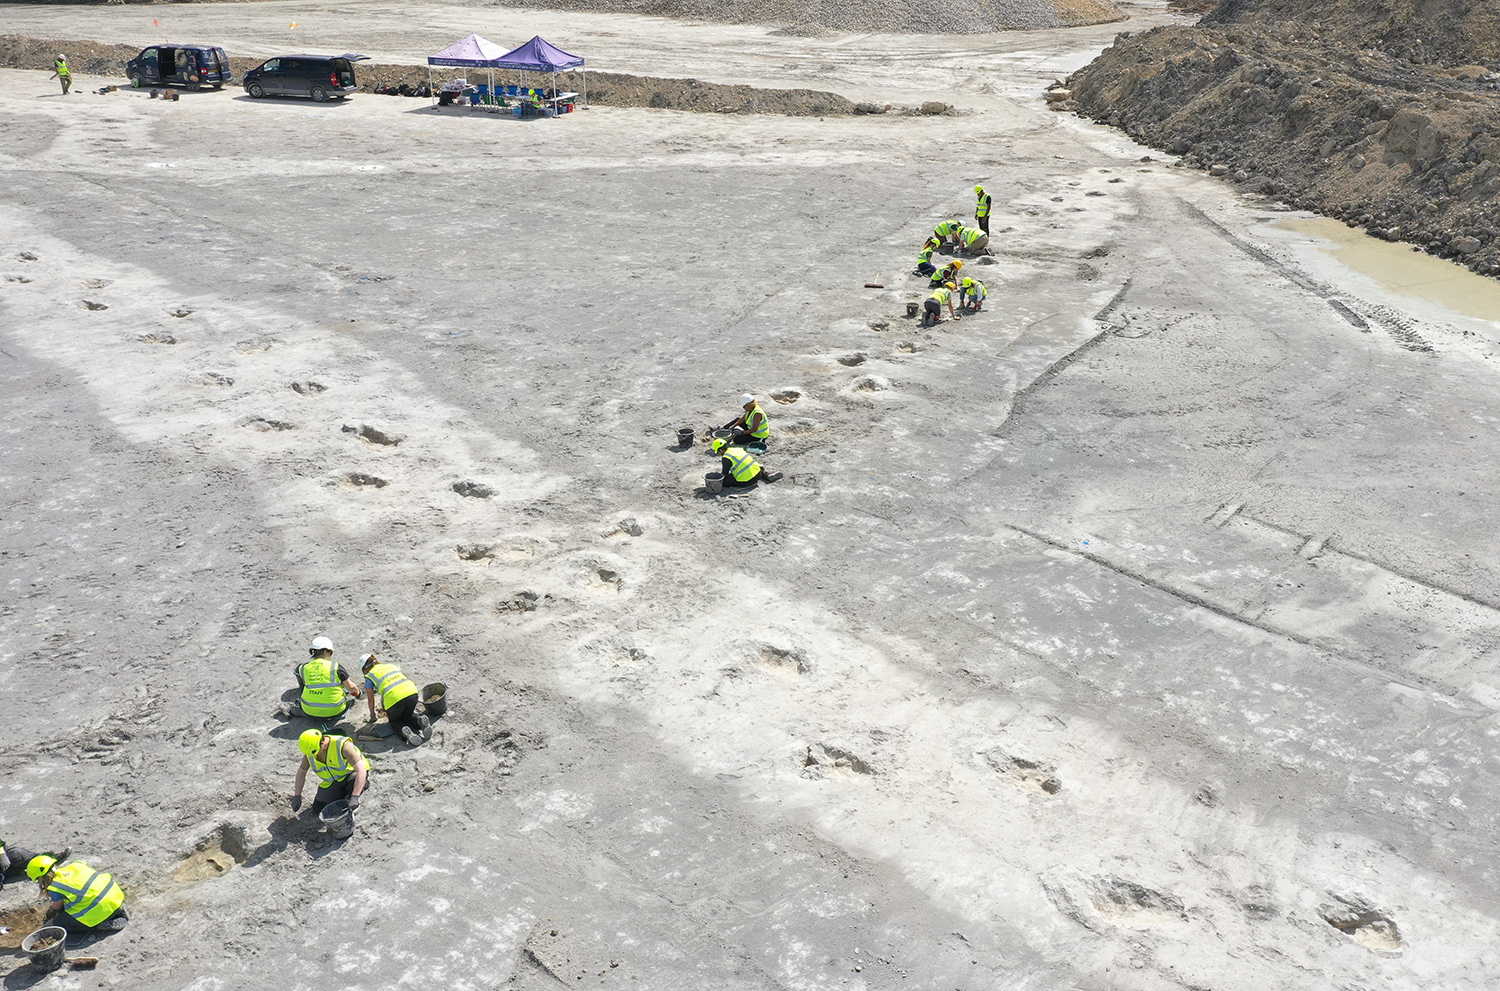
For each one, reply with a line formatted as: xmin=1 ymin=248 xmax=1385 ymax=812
xmin=126 ymin=45 xmax=232 ymax=90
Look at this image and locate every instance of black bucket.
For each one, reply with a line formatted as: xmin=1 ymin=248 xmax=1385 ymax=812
xmin=677 ymin=427 xmax=695 ymax=446
xmin=319 ymin=799 xmax=355 ymax=839
xmin=22 ymin=927 xmax=66 ymax=973
xmin=420 ymin=683 xmax=448 ymax=718
xmin=906 ymin=302 xmax=919 ymax=317
xmin=705 ymin=472 xmax=724 ymax=494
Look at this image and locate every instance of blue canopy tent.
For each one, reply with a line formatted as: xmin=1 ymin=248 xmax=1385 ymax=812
xmin=426 ymin=33 xmax=509 ymax=104
xmin=492 ymin=35 xmax=587 ymax=110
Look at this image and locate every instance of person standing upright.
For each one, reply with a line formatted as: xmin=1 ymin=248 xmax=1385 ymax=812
xmin=50 ymin=54 xmax=71 ymax=95
xmin=974 ymin=185 xmax=991 ymax=234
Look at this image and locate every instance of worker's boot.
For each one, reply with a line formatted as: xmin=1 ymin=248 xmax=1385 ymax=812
xmin=418 ymin=714 xmax=432 ymax=739
xmin=401 ymin=726 xmax=421 ymax=747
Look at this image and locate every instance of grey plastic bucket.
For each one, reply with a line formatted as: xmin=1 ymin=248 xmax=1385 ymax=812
xmin=906 ymin=302 xmax=919 ymax=317
xmin=705 ymin=472 xmax=724 ymax=494
xmin=420 ymin=683 xmax=448 ymax=718
xmin=22 ymin=926 xmax=67 ymax=972
xmin=711 ymin=429 xmax=732 ymax=441
xmin=320 ymin=799 xmax=355 ymax=839
xmin=677 ymin=427 xmax=695 ymax=446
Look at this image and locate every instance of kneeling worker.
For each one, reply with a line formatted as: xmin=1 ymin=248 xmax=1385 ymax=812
xmin=294 ymin=635 xmax=362 ymax=721
xmin=933 ymin=219 xmax=963 ymax=247
xmin=957 ymin=225 xmax=989 ymax=255
xmin=293 ymin=729 xmax=369 ymax=816
xmin=914 ymin=237 xmax=940 ymax=278
xmin=960 ymin=276 xmax=988 ymax=312
xmin=27 ymin=855 xmax=128 ymax=933
xmin=929 ymin=258 xmax=962 ymax=288
xmin=723 ymin=394 xmax=770 ymax=448
xmin=923 ymin=282 xmax=962 ymax=325
xmin=362 ymin=653 xmax=429 ymax=747
xmin=710 ymin=438 xmax=781 ymax=488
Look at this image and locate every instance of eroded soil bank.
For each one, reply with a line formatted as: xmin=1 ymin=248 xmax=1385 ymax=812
xmin=1066 ymin=2 xmax=1500 ymax=276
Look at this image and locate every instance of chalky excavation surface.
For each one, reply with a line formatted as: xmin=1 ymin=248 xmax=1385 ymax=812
xmin=3 ymin=3 xmax=1500 ymax=989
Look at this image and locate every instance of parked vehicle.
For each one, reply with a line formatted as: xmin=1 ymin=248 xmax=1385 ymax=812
xmin=126 ymin=45 xmax=232 ymax=90
xmin=243 ymin=54 xmax=368 ymax=102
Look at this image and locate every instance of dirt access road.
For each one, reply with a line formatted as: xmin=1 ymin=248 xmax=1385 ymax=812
xmin=3 ymin=3 xmax=1500 ymax=990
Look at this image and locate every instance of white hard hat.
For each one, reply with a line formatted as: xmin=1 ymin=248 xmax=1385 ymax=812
xmin=309 ymin=635 xmax=334 ymax=652
xmin=739 ymin=394 xmax=754 ymax=405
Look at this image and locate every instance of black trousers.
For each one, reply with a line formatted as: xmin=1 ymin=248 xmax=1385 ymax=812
xmin=312 ymin=776 xmax=367 ymax=814
xmin=57 ymin=905 xmax=128 ymax=933
xmin=386 ymin=694 xmax=423 ymax=737
xmin=723 ymin=469 xmax=762 ymax=489
xmin=978 ymin=214 xmax=989 ymax=234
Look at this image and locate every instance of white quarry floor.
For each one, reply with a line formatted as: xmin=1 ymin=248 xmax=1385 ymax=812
xmin=2 ymin=4 xmax=1499 ymax=989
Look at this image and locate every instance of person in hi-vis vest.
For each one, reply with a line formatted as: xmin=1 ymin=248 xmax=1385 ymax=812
xmin=294 ymin=635 xmax=362 ymax=720
xmin=27 ymin=854 xmax=129 ymax=932
xmin=362 ymin=653 xmax=429 ymax=747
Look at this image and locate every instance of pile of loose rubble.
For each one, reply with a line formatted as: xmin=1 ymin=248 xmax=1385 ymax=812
xmin=1063 ymin=1 xmax=1500 ymax=276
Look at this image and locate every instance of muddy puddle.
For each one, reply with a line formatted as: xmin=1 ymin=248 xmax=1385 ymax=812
xmin=1276 ymin=218 xmax=1500 ymax=324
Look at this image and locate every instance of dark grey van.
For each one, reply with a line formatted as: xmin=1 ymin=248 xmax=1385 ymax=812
xmin=243 ymin=54 xmax=368 ymax=102
xmin=126 ymin=45 xmax=232 ymax=90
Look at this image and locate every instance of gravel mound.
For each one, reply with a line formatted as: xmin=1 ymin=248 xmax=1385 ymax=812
xmin=1203 ymin=0 xmax=1500 ymax=67
xmin=0 ymin=34 xmax=857 ymax=115
xmin=490 ymin=0 xmax=1124 ymax=34
xmin=1065 ymin=6 xmax=1500 ymax=278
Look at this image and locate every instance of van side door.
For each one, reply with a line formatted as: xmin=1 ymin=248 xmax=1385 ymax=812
xmin=140 ymin=47 xmax=161 ymax=83
xmin=257 ymin=58 xmax=284 ymax=94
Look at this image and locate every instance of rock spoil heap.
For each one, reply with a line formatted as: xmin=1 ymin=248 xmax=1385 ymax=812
xmin=493 ymin=0 xmax=1123 ymax=34
xmin=1066 ymin=0 xmax=1500 ymax=277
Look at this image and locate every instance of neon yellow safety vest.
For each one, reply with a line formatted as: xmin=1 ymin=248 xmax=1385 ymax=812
xmin=722 ymin=447 xmax=761 ymax=482
xmin=932 ymin=264 xmax=959 ymax=283
xmin=367 ymin=663 xmax=417 ymax=709
xmin=961 ymin=227 xmax=985 ymax=246
xmin=976 ymin=191 xmax=991 ymax=217
xmin=55 ymin=60 xmax=70 ymax=78
xmin=299 ymin=658 xmax=344 ymax=717
xmin=930 ymin=288 xmax=953 ymax=305
xmin=47 ymin=861 xmax=125 ymax=928
xmin=744 ymin=403 xmax=770 ymax=440
xmin=934 ymin=221 xmax=960 ymax=238
xmin=962 ymin=278 xmax=986 ymax=300
xmin=310 ymin=735 xmax=361 ymax=786
xmin=917 ymin=243 xmax=935 ymax=264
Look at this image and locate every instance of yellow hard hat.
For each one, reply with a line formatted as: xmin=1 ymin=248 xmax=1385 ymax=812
xmin=943 ymin=282 xmax=956 ymax=290
xmin=27 ymin=855 xmax=57 ymax=880
xmin=711 ymin=438 xmax=727 ymax=454
xmin=298 ymin=729 xmax=323 ymax=758
xmin=975 ymin=185 xmax=984 ymax=194
xmin=952 ymin=260 xmax=963 ymax=270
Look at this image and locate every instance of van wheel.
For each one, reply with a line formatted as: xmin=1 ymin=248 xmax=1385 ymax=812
xmin=247 ymin=82 xmax=265 ymax=99
xmin=129 ymin=73 xmax=141 ymax=88
xmin=187 ymin=82 xmax=201 ymax=92
xmin=212 ymin=83 xmax=223 ymax=90
xmin=310 ymin=86 xmax=329 ymax=103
